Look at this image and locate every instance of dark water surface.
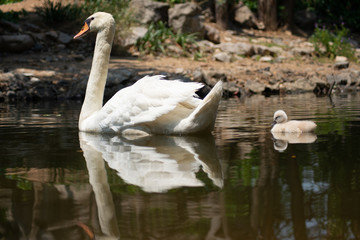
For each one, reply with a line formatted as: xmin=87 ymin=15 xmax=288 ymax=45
xmin=0 ymin=93 xmax=360 ymax=239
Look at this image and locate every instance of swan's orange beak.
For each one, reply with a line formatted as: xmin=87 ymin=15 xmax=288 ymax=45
xmin=74 ymin=22 xmax=90 ymax=39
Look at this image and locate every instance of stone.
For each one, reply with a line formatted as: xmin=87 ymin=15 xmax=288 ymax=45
xmin=233 ymin=2 xmax=260 ymax=29
xmin=213 ymin=52 xmax=231 ymax=62
xmin=130 ymin=0 xmax=169 ymax=24
xmin=291 ymin=47 xmax=314 ymax=56
xmin=169 ymin=2 xmax=205 ymax=37
xmin=122 ymin=26 xmax=148 ymax=48
xmin=245 ymin=80 xmax=265 ymax=93
xmin=0 ymin=34 xmax=35 ymax=52
xmin=201 ymin=69 xmax=227 ymax=87
xmin=255 ymin=45 xmax=282 ymax=56
xmin=203 ymin=23 xmax=220 ymax=44
xmin=335 ymin=56 xmax=348 ymax=62
xmin=282 ymin=78 xmax=316 ymax=93
xmin=217 ymin=42 xmax=254 ymax=56
xmin=334 ymin=61 xmax=349 ymax=70
xmin=0 ymin=19 xmax=21 ymax=32
xmin=259 ymin=56 xmax=273 ymax=62
xmin=196 ymin=40 xmax=215 ymax=53
xmin=57 ymin=32 xmax=72 ymax=44
xmin=45 ymin=31 xmax=58 ymax=40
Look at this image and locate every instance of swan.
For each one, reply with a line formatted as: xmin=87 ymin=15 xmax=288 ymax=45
xmin=73 ymin=12 xmax=222 ymax=135
xmin=271 ymin=110 xmax=317 ymax=133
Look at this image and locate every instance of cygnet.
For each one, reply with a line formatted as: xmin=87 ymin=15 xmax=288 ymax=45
xmin=271 ymin=110 xmax=317 ymax=133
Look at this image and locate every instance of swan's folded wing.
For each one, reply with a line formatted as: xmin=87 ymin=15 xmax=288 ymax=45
xmin=98 ymin=76 xmax=203 ymax=131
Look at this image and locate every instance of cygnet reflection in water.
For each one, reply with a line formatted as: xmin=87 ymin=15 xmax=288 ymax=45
xmin=271 ymin=132 xmax=317 ymax=152
xmin=79 ymin=132 xmax=223 ymax=193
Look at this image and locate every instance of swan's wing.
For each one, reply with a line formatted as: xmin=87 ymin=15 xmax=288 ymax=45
xmin=98 ymin=75 xmax=203 ymax=132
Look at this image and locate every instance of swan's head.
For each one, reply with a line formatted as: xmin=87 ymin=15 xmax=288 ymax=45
xmin=74 ymin=12 xmax=115 ymax=39
xmin=272 ymin=110 xmax=288 ymax=127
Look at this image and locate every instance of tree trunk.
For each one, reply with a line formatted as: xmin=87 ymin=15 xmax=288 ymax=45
xmin=215 ymin=0 xmax=228 ymax=29
xmin=258 ymin=0 xmax=277 ymax=30
xmin=283 ymin=0 xmax=295 ymax=30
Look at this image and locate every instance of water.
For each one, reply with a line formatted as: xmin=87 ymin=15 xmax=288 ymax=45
xmin=0 ymin=93 xmax=360 ymax=239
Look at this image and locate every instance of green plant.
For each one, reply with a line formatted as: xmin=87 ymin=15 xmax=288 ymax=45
xmin=136 ymin=21 xmax=174 ymax=54
xmin=0 ymin=0 xmax=21 ymax=4
xmin=35 ymin=0 xmax=82 ymax=25
xmin=310 ymin=24 xmax=356 ymax=61
xmin=136 ymin=21 xmax=198 ymax=56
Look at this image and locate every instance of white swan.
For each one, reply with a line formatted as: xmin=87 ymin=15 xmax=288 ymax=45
xmin=271 ymin=110 xmax=317 ymax=133
xmin=73 ymin=12 xmax=222 ymax=135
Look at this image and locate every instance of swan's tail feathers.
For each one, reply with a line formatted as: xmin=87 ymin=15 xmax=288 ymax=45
xmin=187 ymin=81 xmax=223 ymax=132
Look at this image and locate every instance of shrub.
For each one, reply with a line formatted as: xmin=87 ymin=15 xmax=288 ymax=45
xmin=35 ymin=0 xmax=82 ymax=25
xmin=310 ymin=24 xmax=356 ymax=61
xmin=136 ymin=21 xmax=198 ymax=56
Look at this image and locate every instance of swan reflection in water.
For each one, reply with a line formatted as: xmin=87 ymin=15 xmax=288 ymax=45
xmin=79 ymin=132 xmax=223 ymax=193
xmin=79 ymin=133 xmax=223 ymax=238
xmin=271 ymin=132 xmax=317 ymax=152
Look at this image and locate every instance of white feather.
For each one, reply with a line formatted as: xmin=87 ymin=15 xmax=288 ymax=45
xmin=76 ymin=13 xmax=222 ymax=135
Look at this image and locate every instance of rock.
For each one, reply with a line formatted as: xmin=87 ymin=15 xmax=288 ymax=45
xmin=259 ymin=56 xmax=273 ymax=62
xmin=167 ymin=44 xmax=184 ymax=56
xmin=130 ymin=0 xmax=169 ymax=24
xmin=57 ymin=32 xmax=72 ymax=44
xmin=201 ymin=69 xmax=227 ymax=87
xmin=0 ymin=19 xmax=21 ymax=32
xmin=23 ymin=22 xmax=41 ymax=32
xmin=0 ymin=34 xmax=35 ymax=52
xmin=335 ymin=56 xmax=348 ymax=62
xmin=282 ymin=78 xmax=316 ymax=93
xmin=121 ymin=26 xmax=148 ymax=48
xmin=245 ymin=80 xmax=265 ymax=93
xmin=169 ymin=2 xmax=205 ymax=37
xmin=291 ymin=47 xmax=314 ymax=56
xmin=107 ymin=68 xmax=135 ymax=86
xmin=334 ymin=61 xmax=349 ymax=70
xmin=233 ymin=2 xmax=260 ymax=29
xmin=203 ymin=23 xmax=220 ymax=44
xmin=213 ymin=52 xmax=231 ymax=62
xmin=255 ymin=45 xmax=282 ymax=56
xmin=217 ymin=42 xmax=254 ymax=56
xmin=45 ymin=31 xmax=58 ymax=40
xmin=196 ymin=40 xmax=215 ymax=53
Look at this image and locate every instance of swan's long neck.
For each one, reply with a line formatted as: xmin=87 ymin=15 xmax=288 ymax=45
xmin=79 ymin=25 xmax=115 ymax=126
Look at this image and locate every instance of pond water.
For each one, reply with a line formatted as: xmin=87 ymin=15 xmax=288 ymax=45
xmin=0 ymin=93 xmax=360 ymax=239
